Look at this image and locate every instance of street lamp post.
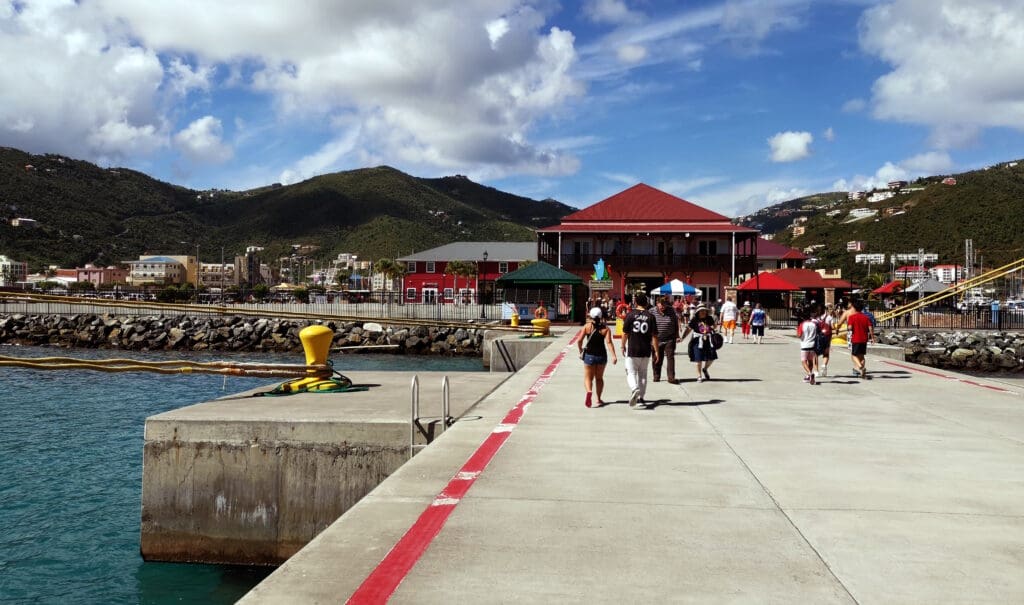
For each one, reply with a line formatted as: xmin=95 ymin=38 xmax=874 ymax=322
xmin=480 ymin=250 xmax=488 ymax=319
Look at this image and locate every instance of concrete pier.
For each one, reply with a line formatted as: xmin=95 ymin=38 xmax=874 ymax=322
xmin=239 ymin=328 xmax=1024 ymax=603
xmin=140 ymin=371 xmax=508 ymax=565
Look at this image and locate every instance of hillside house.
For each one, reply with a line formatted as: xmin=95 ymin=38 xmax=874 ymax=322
xmin=847 ymin=208 xmax=878 ymax=221
xmin=792 ymin=225 xmax=806 ymax=237
xmin=855 ymin=253 xmax=886 ymax=265
xmin=536 ymin=184 xmax=759 ymax=304
xmin=867 ymin=191 xmax=895 ymax=203
xmin=895 ymin=265 xmax=929 ymax=280
xmin=942 ymin=177 xmax=957 ymax=185
xmin=847 ymin=241 xmax=866 ymax=252
xmin=930 ymin=264 xmax=965 ymax=284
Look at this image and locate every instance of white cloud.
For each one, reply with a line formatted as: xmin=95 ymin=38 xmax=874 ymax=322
xmin=842 ymin=98 xmax=866 ymax=113
xmin=823 ymin=126 xmax=835 ymax=142
xmin=838 ymin=150 xmax=955 ymax=192
xmin=617 ymin=44 xmax=647 ymax=63
xmin=661 ymin=176 xmax=806 ymax=217
xmin=582 ymin=0 xmax=644 ymax=25
xmin=0 ymin=0 xmax=585 ymax=179
xmin=0 ymin=2 xmax=168 ymax=161
xmin=860 ymin=0 xmax=1024 ymax=147
xmin=901 ymin=150 xmax=952 ymax=173
xmin=173 ymin=116 xmax=233 ymax=164
xmin=767 ymin=131 xmax=813 ymax=162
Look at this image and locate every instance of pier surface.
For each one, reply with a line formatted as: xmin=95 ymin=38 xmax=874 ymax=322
xmin=241 ymin=329 xmax=1024 ymax=603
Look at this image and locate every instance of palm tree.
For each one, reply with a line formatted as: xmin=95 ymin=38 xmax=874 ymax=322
xmin=375 ymin=258 xmax=405 ymax=291
xmin=445 ymin=260 xmax=476 ymax=303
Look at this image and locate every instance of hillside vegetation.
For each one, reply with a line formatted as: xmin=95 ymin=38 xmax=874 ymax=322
xmin=738 ymin=161 xmax=1024 ymax=280
xmin=0 ymin=148 xmax=574 ymax=269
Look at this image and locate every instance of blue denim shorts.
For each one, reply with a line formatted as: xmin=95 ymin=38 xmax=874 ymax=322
xmin=583 ymin=354 xmax=608 ymax=366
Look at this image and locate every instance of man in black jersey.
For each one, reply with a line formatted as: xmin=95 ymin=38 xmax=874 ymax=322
xmin=621 ymin=293 xmax=660 ymax=408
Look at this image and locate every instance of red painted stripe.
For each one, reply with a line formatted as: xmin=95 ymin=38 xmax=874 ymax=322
xmin=882 ymin=360 xmax=1011 ymax=393
xmin=346 ymin=341 xmax=573 ymax=604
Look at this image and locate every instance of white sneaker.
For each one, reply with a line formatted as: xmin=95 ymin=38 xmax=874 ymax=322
xmin=821 ymin=366 xmax=828 ymax=377
xmin=629 ymin=389 xmax=640 ymax=407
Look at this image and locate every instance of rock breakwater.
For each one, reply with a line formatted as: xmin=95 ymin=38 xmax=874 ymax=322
xmin=878 ymin=330 xmax=1023 ymax=373
xmin=0 ymin=313 xmax=485 ymax=356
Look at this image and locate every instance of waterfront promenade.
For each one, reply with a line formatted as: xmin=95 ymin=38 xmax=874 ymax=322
xmin=242 ymin=327 xmax=1024 ymax=604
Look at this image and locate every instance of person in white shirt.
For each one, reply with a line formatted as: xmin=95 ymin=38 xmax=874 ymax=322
xmin=718 ymin=296 xmax=739 ymax=344
xmin=798 ymin=307 xmax=818 ymax=384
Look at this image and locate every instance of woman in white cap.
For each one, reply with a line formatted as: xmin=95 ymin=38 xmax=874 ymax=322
xmin=578 ymin=306 xmax=618 ymax=407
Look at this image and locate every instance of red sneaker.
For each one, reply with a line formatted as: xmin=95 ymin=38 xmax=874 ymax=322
xmin=585 ymin=392 xmax=593 ymax=408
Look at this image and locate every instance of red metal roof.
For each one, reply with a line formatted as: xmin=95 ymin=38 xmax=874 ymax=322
xmin=537 ymin=222 xmax=757 ymax=234
xmin=558 ymin=183 xmax=733 ymax=223
xmin=755 ymin=237 xmax=808 ymax=260
xmin=737 ymin=269 xmax=854 ymax=291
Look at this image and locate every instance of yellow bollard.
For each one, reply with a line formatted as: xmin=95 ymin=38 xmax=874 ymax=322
xmin=511 ymin=312 xmax=520 ymax=327
xmin=615 ymin=317 xmax=624 ymax=338
xmin=530 ymin=318 xmax=550 ymax=337
xmin=300 ymin=325 xmax=334 ymax=370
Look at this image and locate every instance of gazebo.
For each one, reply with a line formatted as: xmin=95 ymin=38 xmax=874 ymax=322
xmin=495 ymin=261 xmax=585 ymax=321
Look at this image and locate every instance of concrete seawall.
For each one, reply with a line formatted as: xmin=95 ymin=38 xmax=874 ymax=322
xmin=140 ymin=372 xmax=510 ymax=565
xmin=140 ymin=332 xmax=559 ymax=564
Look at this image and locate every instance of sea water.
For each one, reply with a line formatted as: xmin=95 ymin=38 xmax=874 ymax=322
xmin=0 ymin=346 xmax=482 ymax=604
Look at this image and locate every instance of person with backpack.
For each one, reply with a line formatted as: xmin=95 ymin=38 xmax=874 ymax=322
xmin=797 ymin=307 xmax=819 ymax=384
xmin=813 ymin=303 xmax=833 ymax=377
xmin=578 ymin=306 xmax=618 ymax=408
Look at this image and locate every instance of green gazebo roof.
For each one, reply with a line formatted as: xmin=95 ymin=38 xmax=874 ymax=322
xmin=496 ymin=261 xmax=584 ymax=285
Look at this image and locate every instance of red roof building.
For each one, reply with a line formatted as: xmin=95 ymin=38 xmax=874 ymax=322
xmin=736 ymin=268 xmax=854 ymax=308
xmin=537 ymin=184 xmax=759 ymax=303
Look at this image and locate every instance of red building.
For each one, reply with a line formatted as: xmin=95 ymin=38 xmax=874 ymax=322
xmin=397 ymin=242 xmax=535 ymax=304
xmin=536 ymin=184 xmax=759 ymax=302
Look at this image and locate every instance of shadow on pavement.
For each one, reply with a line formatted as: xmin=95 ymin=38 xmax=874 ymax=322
xmin=641 ymin=398 xmax=725 ymax=409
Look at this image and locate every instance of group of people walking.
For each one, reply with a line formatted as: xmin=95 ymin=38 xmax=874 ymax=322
xmin=578 ymin=293 xmax=758 ymax=409
xmin=578 ymin=293 xmax=878 ymax=408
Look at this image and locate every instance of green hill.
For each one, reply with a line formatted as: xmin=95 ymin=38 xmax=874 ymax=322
xmin=0 ymin=148 xmax=574 ymax=270
xmin=738 ymin=161 xmax=1024 ymax=281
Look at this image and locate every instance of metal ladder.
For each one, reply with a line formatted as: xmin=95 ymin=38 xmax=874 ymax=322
xmin=410 ymin=375 xmax=454 ymax=458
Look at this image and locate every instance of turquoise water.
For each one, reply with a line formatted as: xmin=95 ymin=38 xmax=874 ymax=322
xmin=0 ymin=346 xmax=481 ymax=604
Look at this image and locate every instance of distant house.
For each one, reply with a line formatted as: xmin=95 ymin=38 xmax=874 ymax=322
xmin=942 ymin=177 xmax=957 ymax=185
xmin=930 ymin=264 xmax=965 ymax=284
xmin=847 ymin=208 xmax=878 ymax=221
xmin=846 ymin=240 xmax=866 ymax=252
xmin=848 ymin=191 xmax=866 ymax=200
xmin=855 ymin=253 xmax=886 ymax=264
xmin=398 ymin=242 xmax=536 ymax=305
xmin=125 ymin=256 xmax=189 ymax=286
xmin=887 ymin=180 xmax=908 ymax=190
xmin=756 ymin=238 xmax=807 ymax=272
xmin=0 ymin=255 xmax=29 ymax=286
xmin=76 ymin=264 xmax=129 ymax=287
xmin=792 ymin=225 xmax=806 ymax=237
xmin=867 ymin=191 xmax=895 ymax=203
xmin=895 ymin=265 xmax=929 ymax=280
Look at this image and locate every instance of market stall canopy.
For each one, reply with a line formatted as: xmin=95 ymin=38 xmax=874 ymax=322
xmin=495 ymin=261 xmax=584 ymax=285
xmin=650 ymin=279 xmax=700 ymax=296
xmin=904 ymin=277 xmax=949 ymax=294
xmin=736 ymin=268 xmax=854 ymax=291
xmin=872 ymin=280 xmax=904 ymax=295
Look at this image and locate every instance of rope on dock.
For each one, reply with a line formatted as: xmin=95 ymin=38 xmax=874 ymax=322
xmin=0 ymin=356 xmax=331 ymax=379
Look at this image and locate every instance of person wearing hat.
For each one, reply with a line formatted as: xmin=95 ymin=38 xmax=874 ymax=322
xmin=578 ymin=306 xmax=618 ymax=408
xmin=681 ymin=303 xmax=718 ymax=381
xmin=621 ymin=293 xmax=659 ymax=408
xmin=739 ymin=300 xmax=753 ymax=340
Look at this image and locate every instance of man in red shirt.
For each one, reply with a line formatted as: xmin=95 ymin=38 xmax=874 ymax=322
xmin=846 ymin=300 xmax=874 ymax=379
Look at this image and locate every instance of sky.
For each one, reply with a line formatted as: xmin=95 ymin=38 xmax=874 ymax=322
xmin=2 ymin=0 xmax=1023 ymax=218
